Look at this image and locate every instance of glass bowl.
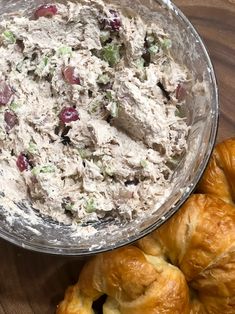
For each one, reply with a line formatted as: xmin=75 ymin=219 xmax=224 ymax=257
xmin=0 ymin=0 xmax=218 ymax=255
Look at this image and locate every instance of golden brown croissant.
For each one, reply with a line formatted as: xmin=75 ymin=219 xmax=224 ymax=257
xmin=197 ymin=137 xmax=235 ymax=203
xmin=57 ymin=138 xmax=235 ymax=314
xmin=57 ymin=246 xmax=190 ymax=314
xmin=139 ymin=194 xmax=235 ymax=313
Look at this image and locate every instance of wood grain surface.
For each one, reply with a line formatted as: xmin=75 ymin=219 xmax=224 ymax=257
xmin=0 ymin=1 xmax=235 ymax=313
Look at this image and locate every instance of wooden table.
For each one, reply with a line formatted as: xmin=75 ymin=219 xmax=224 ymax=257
xmin=0 ymin=1 xmax=235 ymax=313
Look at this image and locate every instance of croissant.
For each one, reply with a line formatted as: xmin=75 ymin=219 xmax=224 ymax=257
xmin=57 ymin=138 xmax=235 ymax=314
xmin=57 ymin=246 xmax=190 ymax=314
xmin=197 ymin=137 xmax=235 ymax=203
xmin=139 ymin=194 xmax=235 ymax=313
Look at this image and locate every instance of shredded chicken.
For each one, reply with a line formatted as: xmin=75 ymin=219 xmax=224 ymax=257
xmin=0 ymin=0 xmax=189 ymax=225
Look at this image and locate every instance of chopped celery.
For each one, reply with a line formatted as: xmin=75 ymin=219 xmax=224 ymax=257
xmin=31 ymin=167 xmax=41 ymax=176
xmin=28 ymin=141 xmax=37 ymax=154
xmin=135 ymin=57 xmax=145 ymax=69
xmin=97 ymin=74 xmax=110 ymax=85
xmin=109 ymin=102 xmax=119 ymax=118
xmin=10 ymin=102 xmax=21 ymax=112
xmin=57 ymin=46 xmax=72 ymax=56
xmin=32 ymin=165 xmax=55 ymax=175
xmin=101 ymin=43 xmax=120 ymax=67
xmin=85 ymin=198 xmax=96 ymax=213
xmin=105 ymin=166 xmax=114 ymax=177
xmin=65 ymin=203 xmax=74 ymax=211
xmin=78 ymin=148 xmax=87 ymax=159
xmin=161 ymin=38 xmax=172 ymax=49
xmin=175 ymin=107 xmax=185 ymax=118
xmin=89 ymin=101 xmax=101 ymax=114
xmin=140 ymin=160 xmax=148 ymax=168
xmin=40 ymin=165 xmax=55 ymax=173
xmin=16 ymin=61 xmax=24 ymax=73
xmin=89 ymin=105 xmax=97 ymax=114
xmin=77 ymin=148 xmax=93 ymax=159
xmin=146 ymin=35 xmax=155 ymax=45
xmin=148 ymin=45 xmax=159 ymax=55
xmin=36 ymin=56 xmax=50 ymax=73
xmin=106 ymin=91 xmax=113 ymax=101
xmin=106 ymin=91 xmax=119 ymax=117
xmin=3 ymin=30 xmax=16 ymax=44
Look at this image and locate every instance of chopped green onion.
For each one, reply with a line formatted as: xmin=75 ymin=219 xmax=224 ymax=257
xmin=161 ymin=38 xmax=172 ymax=49
xmin=101 ymin=43 xmax=121 ymax=67
xmin=57 ymin=46 xmax=72 ymax=56
xmin=3 ymin=30 xmax=16 ymax=44
xmin=100 ymin=30 xmax=111 ymax=44
xmin=85 ymin=198 xmax=96 ymax=213
xmin=97 ymin=74 xmax=110 ymax=85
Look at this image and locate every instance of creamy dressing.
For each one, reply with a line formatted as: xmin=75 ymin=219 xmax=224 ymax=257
xmin=0 ymin=0 xmax=189 ymax=226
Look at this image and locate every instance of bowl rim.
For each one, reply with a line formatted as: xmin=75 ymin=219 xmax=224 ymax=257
xmin=0 ymin=0 xmax=219 ymax=256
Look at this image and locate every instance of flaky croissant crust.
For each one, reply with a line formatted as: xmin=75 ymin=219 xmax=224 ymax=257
xmin=57 ymin=138 xmax=235 ymax=314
